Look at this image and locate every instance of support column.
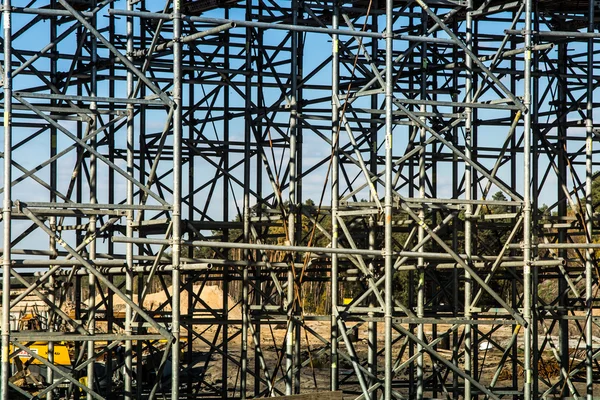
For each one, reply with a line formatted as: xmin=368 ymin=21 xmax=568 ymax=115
xmin=241 ymin=190 xmax=249 ymax=400
xmin=585 ymin=1 xmax=595 ymax=397
xmin=1 ymin=1 xmax=12 ymax=399
xmin=523 ymin=0 xmax=533 ymax=398
xmin=384 ymin=0 xmax=394 ymax=397
xmin=86 ymin=3 xmax=98 ymax=397
xmin=294 ymin=8 xmax=303 ymax=391
xmin=530 ymin=8 xmax=540 ymax=397
xmin=48 ymin=4 xmax=58 ymax=397
xmin=367 ymin=7 xmax=378 ymax=398
xmin=241 ymin=1 xmax=252 ymax=398
xmin=416 ymin=10 xmax=427 ymax=398
xmin=330 ymin=0 xmax=340 ymax=392
xmin=124 ymin=1 xmax=135 ymax=399
xmin=463 ymin=2 xmax=474 ymax=399
xmin=171 ymin=2 xmax=183 ymax=399
xmin=556 ymin=41 xmax=569 ymax=397
xmin=286 ymin=0 xmax=300 ymax=393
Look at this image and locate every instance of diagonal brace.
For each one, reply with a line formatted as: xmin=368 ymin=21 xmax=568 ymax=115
xmin=13 ymin=95 xmax=169 ymax=206
xmin=400 ymin=202 xmax=527 ymax=326
xmin=21 ymin=206 xmax=172 ymax=338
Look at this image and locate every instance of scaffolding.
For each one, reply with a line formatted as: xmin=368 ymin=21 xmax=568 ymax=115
xmin=1 ymin=0 xmax=599 ymax=398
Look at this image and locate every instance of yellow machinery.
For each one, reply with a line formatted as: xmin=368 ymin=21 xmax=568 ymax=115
xmin=10 ymin=341 xmax=73 ymax=366
xmin=7 ymin=314 xmax=73 ymax=395
xmin=11 ymin=314 xmax=72 ymax=366
xmin=8 ymin=314 xmax=182 ymax=396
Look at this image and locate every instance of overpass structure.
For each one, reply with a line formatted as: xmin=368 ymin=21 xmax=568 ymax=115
xmin=1 ymin=0 xmax=599 ymax=398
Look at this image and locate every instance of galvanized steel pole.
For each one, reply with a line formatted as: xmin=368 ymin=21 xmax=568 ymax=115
xmin=463 ymin=2 xmax=474 ymax=399
xmin=523 ymin=0 xmax=533 ymax=397
xmin=331 ymin=0 xmax=340 ymax=393
xmin=416 ymin=9 xmax=427 ymax=398
xmin=1 ymin=1 xmax=11 ymax=398
xmin=171 ymin=1 xmax=183 ymax=398
xmin=585 ymin=0 xmax=595 ymax=397
xmin=124 ymin=1 xmax=134 ymax=398
xmin=384 ymin=0 xmax=394 ymax=397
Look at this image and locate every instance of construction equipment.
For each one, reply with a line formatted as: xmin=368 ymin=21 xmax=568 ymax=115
xmin=9 ymin=313 xmax=182 ymax=398
xmin=7 ymin=314 xmax=72 ymax=397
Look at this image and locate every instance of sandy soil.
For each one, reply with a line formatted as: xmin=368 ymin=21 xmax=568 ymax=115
xmin=91 ymin=284 xmax=242 ymax=319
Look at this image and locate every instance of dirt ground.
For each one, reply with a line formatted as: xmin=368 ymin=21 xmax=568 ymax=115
xmin=82 ymin=286 xmax=598 ymax=397
xmin=187 ymin=315 xmax=594 ymax=397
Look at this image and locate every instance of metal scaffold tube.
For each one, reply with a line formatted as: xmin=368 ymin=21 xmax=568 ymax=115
xmin=171 ymin=0 xmax=183 ymax=397
xmin=384 ymin=0 xmax=394 ymax=398
xmin=286 ymin=0 xmax=299 ymax=393
xmin=241 ymin=0 xmax=252 ymax=395
xmin=464 ymin=1 xmax=474 ymax=399
xmin=523 ymin=0 xmax=533 ymax=397
xmin=331 ymin=0 xmax=340 ymax=393
xmin=586 ymin=0 xmax=595 ymax=396
xmin=1 ymin=1 xmax=11 ymax=399
xmin=124 ymin=1 xmax=134 ymax=398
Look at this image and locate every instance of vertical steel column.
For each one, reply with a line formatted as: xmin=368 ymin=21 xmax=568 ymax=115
xmin=172 ymin=2 xmax=183 ymax=398
xmin=463 ymin=2 xmax=474 ymax=399
xmin=384 ymin=0 xmax=394 ymax=398
xmin=585 ymin=2 xmax=595 ymax=397
xmin=240 ymin=84 xmax=250 ymax=399
xmin=107 ymin=5 xmax=116 ymax=390
xmin=74 ymin=30 xmax=84 ymax=395
xmin=48 ymin=235 xmax=56 ymax=400
xmin=222 ymin=259 xmax=229 ymax=400
xmin=186 ymin=38 xmax=195 ymax=400
xmin=252 ymin=4 xmax=264 ymax=394
xmin=75 ymin=20 xmax=84 ymax=381
xmin=523 ymin=0 xmax=533 ymax=397
xmin=136 ymin=11 xmax=148 ymax=398
xmin=248 ymin=28 xmax=261 ymax=391
xmin=87 ymin=3 xmax=98 ymax=396
xmin=241 ymin=2 xmax=252 ymax=397
xmin=48 ymin=5 xmax=58 ymax=397
xmin=286 ymin=0 xmax=299 ymax=393
xmin=416 ymin=10 xmax=427 ymax=398
xmin=136 ymin=8 xmax=147 ymax=396
xmin=530 ymin=8 xmax=540 ymax=396
xmin=1 ymin=1 xmax=12 ymax=399
xmin=367 ymin=215 xmax=376 ymax=398
xmin=450 ymin=25 xmax=460 ymax=396
xmin=294 ymin=11 xmax=303 ymax=392
xmin=407 ymin=10 xmax=416 ymax=394
xmin=367 ymin=7 xmax=378 ymax=398
xmin=471 ymin=20 xmax=480 ymax=380
xmin=330 ymin=0 xmax=340 ymax=392
xmin=107 ymin=16 xmax=116 ymax=391
xmin=124 ymin=1 xmax=134 ymax=399
xmin=241 ymin=2 xmax=252 ymax=396
xmin=556 ymin=41 xmax=569 ymax=396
